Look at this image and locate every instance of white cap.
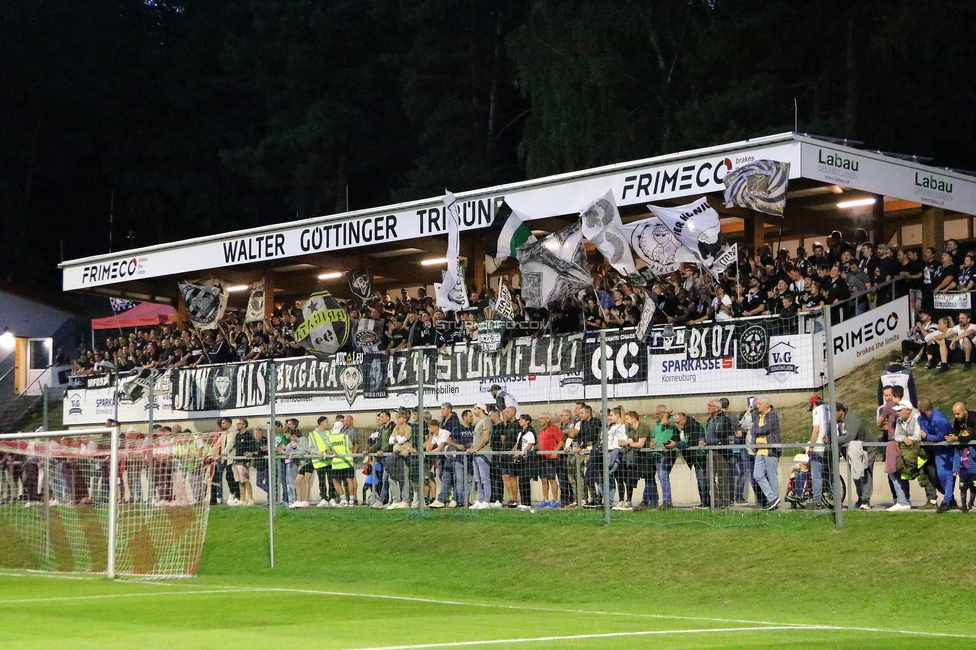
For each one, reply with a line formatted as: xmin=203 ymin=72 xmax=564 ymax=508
xmin=893 ymin=400 xmax=914 ymax=412
xmin=126 ymin=426 xmax=138 ymax=433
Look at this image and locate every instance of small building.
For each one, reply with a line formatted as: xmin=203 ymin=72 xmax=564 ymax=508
xmin=0 ymin=282 xmax=76 ymax=430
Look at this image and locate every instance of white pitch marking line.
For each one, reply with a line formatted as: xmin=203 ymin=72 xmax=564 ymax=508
xmin=342 ymin=627 xmax=814 ymax=650
xmin=0 ymin=589 xmax=257 ymax=605
xmin=0 ymin=570 xmax=98 ymax=581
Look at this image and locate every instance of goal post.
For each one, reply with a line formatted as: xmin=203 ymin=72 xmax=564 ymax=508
xmin=0 ymin=425 xmax=213 ymax=579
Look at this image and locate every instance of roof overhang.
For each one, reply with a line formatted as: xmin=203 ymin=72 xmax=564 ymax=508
xmin=60 ymin=132 xmax=976 ymax=294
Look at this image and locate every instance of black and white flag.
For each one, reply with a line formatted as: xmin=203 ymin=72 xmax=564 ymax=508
xmin=516 ymin=222 xmax=592 ymax=309
xmin=494 ymin=280 xmax=515 ymax=321
xmin=346 ymin=270 xmax=373 ymax=306
xmin=435 ymin=190 xmax=467 ymax=312
xmin=119 ymin=368 xmax=162 ymax=402
xmin=179 ymin=279 xmax=228 ymax=329
xmin=245 ymin=281 xmax=266 ymax=323
xmin=645 ymin=198 xmax=736 ymax=279
xmin=580 ymin=190 xmax=644 ymax=285
xmin=723 ymin=160 xmax=790 ymax=217
xmin=350 ymin=318 xmax=384 ymax=353
xmin=110 ymin=298 xmax=137 ymax=314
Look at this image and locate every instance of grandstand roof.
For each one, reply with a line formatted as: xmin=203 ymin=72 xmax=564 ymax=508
xmin=59 ymin=132 xmax=976 ymax=303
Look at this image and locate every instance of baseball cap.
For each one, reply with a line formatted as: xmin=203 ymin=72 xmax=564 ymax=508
xmin=808 ymin=395 xmax=821 ymax=410
xmin=475 ymin=404 xmax=487 ymax=412
xmin=489 ymin=384 xmax=502 ymax=392
xmin=893 ymin=400 xmax=913 ymax=412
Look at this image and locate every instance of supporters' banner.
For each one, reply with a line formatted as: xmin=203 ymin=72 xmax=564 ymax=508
xmin=723 ymin=159 xmax=790 ymax=217
xmin=294 ymin=289 xmax=350 ymax=356
xmin=645 ymin=198 xmax=737 ymax=278
xmin=495 ymin=280 xmax=515 ymax=321
xmin=346 ymin=270 xmax=373 ymax=306
xmin=67 ymin=326 xmax=822 ymax=424
xmin=436 ymin=190 xmax=467 ymax=312
xmin=516 ymin=222 xmax=591 ymax=308
xmin=110 ymin=298 xmax=137 ymax=314
xmin=245 ymin=280 xmax=266 ymax=323
xmin=484 ymin=200 xmax=537 ymax=259
xmin=178 ymin=279 xmax=228 ymax=329
xmin=934 ymin=292 xmax=972 ymax=311
xmin=71 ymin=372 xmax=117 ymax=390
xmin=350 ymin=318 xmax=384 ymax=353
xmin=583 ymin=330 xmax=648 ymax=386
xmin=580 ymin=191 xmax=644 ymax=285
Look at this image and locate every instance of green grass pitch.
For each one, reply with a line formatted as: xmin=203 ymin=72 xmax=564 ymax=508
xmin=2 ymin=507 xmax=975 ymax=649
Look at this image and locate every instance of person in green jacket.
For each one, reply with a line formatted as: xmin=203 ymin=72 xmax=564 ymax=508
xmin=650 ymin=405 xmax=677 ymax=509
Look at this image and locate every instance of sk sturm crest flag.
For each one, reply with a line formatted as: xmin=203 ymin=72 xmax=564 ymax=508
xmin=179 ymin=279 xmax=228 ymax=329
xmin=346 ymin=270 xmax=373 ymax=306
xmin=645 ymin=198 xmax=737 ymax=279
xmin=723 ymin=160 xmax=790 ymax=217
xmin=245 ymin=281 xmax=266 ymax=323
xmin=293 ymin=289 xmax=350 ymax=356
xmin=435 ymin=190 xmax=468 ymax=312
xmin=350 ymin=318 xmax=384 ymax=353
xmin=516 ymin=222 xmax=591 ymax=309
xmin=484 ymin=200 xmax=537 ymax=258
xmin=580 ymin=191 xmax=644 ymax=286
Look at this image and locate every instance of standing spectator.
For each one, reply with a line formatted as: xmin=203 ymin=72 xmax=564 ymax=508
xmin=452 ymin=410 xmax=476 ymax=506
xmin=490 ymin=384 xmax=519 ymax=413
xmin=806 ymin=396 xmax=830 ymax=508
xmin=752 ymin=397 xmax=782 ymax=510
xmin=650 ymin=404 xmax=677 ymax=510
xmin=384 ymin=410 xmax=414 ymax=509
xmin=367 ymin=411 xmax=395 ymax=508
xmin=308 ymin=416 xmax=336 ymax=508
xmin=578 ymin=404 xmax=604 ymax=507
xmin=487 ymin=407 xmax=510 ymax=508
xmin=835 ymin=403 xmax=879 ymax=510
xmin=734 ymin=399 xmax=757 ymax=505
xmin=674 ymin=412 xmax=708 ymax=509
xmin=704 ymin=399 xmax=735 ymax=509
xmin=512 ymin=414 xmax=537 ymax=510
xmin=535 ymin=412 xmax=564 ymax=509
xmin=327 ymin=419 xmax=357 ymax=506
xmin=917 ymin=398 xmax=956 ymax=513
xmin=886 ymin=400 xmax=922 ymax=511
xmin=560 ymin=408 xmax=582 ymax=508
xmin=467 ymin=404 xmax=493 ymax=509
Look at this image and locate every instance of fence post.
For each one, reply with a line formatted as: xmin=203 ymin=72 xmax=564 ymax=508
xmin=822 ymin=309 xmax=844 ymax=530
xmin=416 ymin=349 xmax=425 ymax=512
xmin=707 ymin=448 xmax=715 ymax=510
xmin=267 ymin=359 xmax=276 ymax=568
xmin=600 ymin=329 xmax=610 ymax=524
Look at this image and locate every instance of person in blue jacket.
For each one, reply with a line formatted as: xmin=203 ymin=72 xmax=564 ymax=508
xmin=917 ymin=398 xmax=957 ymax=513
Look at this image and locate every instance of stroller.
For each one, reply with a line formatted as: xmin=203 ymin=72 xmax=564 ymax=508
xmin=785 ymin=453 xmax=812 ymax=509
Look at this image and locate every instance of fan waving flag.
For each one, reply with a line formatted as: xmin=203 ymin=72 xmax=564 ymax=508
xmin=245 ymin=280 xmax=266 ymax=323
xmin=435 ymin=190 xmax=468 ymax=312
xmin=293 ymin=289 xmax=349 ymax=356
xmin=723 ymin=160 xmax=790 ymax=217
xmin=484 ymin=201 xmax=537 ymax=259
xmin=646 ymin=198 xmax=736 ymax=279
xmin=516 ymin=222 xmax=591 ymax=308
xmin=580 ymin=190 xmax=644 ymax=286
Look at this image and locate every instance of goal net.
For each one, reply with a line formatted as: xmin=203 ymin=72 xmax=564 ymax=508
xmin=0 ymin=427 xmax=213 ymax=579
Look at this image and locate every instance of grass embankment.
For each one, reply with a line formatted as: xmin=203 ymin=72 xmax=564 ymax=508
xmin=775 ymin=355 xmax=975 ymax=443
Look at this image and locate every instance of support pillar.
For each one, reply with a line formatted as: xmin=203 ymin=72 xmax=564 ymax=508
xmin=871 ymin=194 xmax=885 ymax=245
xmin=921 ymin=207 xmax=945 ymax=252
xmin=743 ymin=211 xmax=765 ymax=255
xmin=263 ymin=273 xmax=275 ymax=321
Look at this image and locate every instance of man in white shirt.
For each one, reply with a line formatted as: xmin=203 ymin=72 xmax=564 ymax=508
xmin=946 ymin=312 xmax=976 ymax=370
xmin=806 ymin=396 xmax=831 ymax=507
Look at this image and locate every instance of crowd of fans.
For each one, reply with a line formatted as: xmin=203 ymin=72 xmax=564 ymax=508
xmin=68 ymin=229 xmax=975 ymax=378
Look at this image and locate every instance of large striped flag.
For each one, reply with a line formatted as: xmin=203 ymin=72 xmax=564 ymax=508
xmin=484 ymin=201 xmax=537 ymax=259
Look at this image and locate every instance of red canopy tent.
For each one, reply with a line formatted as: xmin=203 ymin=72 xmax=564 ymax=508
xmin=91 ymin=303 xmax=175 ymax=330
